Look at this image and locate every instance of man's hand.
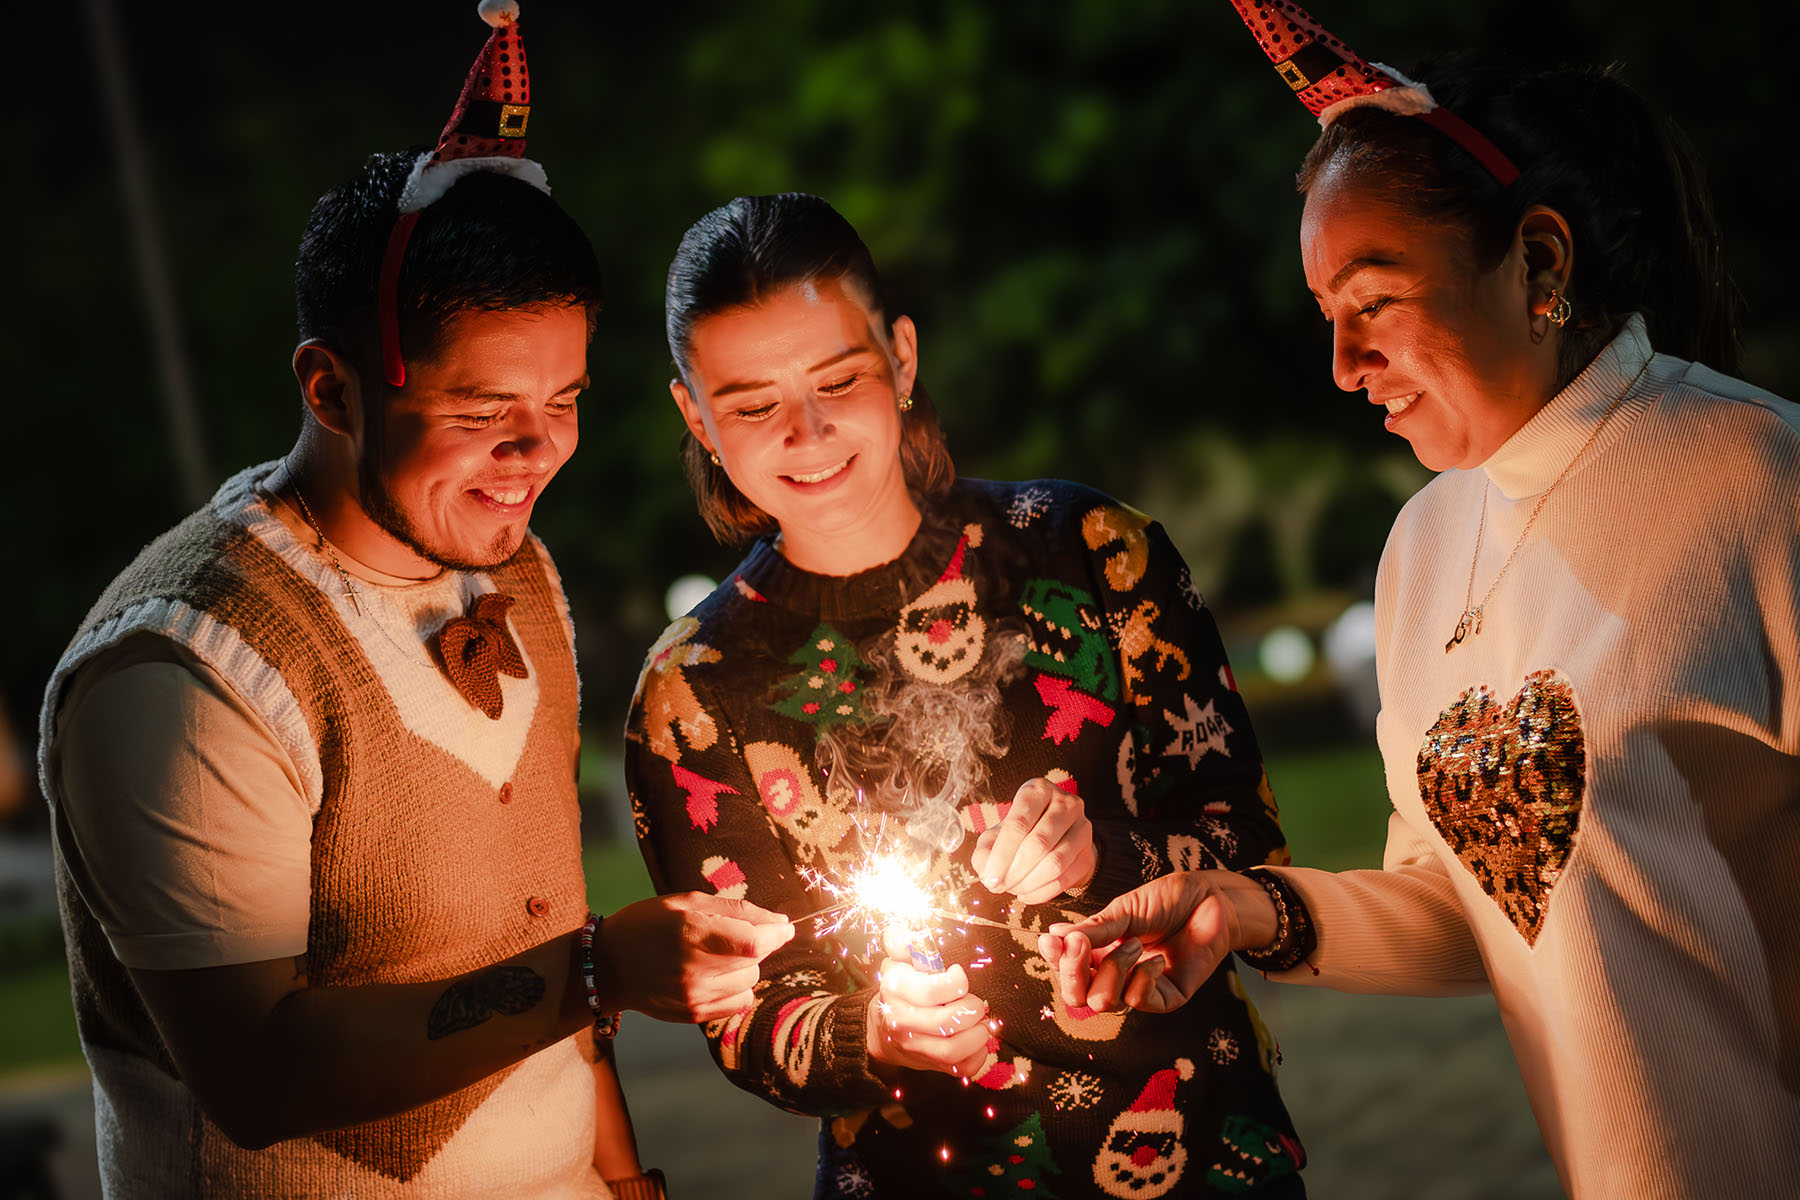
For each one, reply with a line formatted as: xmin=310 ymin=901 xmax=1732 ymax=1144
xmin=971 ymin=777 xmax=1097 ymax=904
xmin=866 ymin=926 xmax=990 ymax=1079
xmin=594 ymin=893 xmax=794 ymax=1023
xmin=1037 ymin=870 xmax=1274 ymax=1014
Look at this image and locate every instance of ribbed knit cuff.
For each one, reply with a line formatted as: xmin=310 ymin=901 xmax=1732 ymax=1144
xmin=604 ymin=1168 xmax=666 ymax=1200
xmin=1058 ymin=819 xmax=1148 ymax=915
xmin=827 ymin=989 xmax=894 ymax=1107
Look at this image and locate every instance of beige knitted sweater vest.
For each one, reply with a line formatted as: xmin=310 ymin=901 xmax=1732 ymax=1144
xmin=41 ymin=464 xmax=601 ymax=1198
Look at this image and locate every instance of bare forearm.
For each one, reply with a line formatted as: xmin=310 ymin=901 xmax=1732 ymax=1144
xmin=136 ymin=930 xmax=591 ymax=1149
xmin=274 ymin=946 xmax=586 ymax=1134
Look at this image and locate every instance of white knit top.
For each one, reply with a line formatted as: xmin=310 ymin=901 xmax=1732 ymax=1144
xmin=1269 ymin=318 xmax=1800 ymax=1198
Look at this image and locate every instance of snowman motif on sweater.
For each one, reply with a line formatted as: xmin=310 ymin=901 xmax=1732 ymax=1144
xmin=1093 ymin=1058 xmax=1193 ymax=1198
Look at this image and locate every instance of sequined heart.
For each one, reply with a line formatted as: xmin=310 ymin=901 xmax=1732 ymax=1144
xmin=1415 ymin=669 xmax=1585 ymax=945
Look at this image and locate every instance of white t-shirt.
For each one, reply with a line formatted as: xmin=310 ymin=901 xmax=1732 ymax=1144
xmin=48 ymin=496 xmax=470 ymax=970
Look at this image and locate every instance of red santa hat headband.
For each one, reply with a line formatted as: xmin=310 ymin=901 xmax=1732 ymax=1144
xmin=1226 ymin=0 xmax=1521 ymax=186
xmin=378 ymin=0 xmax=551 ymax=387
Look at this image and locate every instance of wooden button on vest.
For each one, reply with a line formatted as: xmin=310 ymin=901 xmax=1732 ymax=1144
xmin=526 ymin=896 xmax=550 ymax=918
xmin=499 ymin=782 xmax=514 ymax=804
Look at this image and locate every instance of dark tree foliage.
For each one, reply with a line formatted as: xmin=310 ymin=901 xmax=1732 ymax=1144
xmin=11 ymin=0 xmax=1792 ymax=815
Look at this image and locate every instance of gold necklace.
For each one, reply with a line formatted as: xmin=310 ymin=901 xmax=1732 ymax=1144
xmin=1444 ymin=357 xmax=1652 ymax=654
xmin=289 ymin=486 xmax=366 ymax=619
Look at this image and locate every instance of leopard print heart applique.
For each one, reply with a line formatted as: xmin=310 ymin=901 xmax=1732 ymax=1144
xmin=1415 ymin=669 xmax=1586 ymax=945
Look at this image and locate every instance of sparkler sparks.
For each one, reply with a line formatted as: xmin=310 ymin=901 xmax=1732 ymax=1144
xmin=799 ymin=852 xmax=938 ymax=938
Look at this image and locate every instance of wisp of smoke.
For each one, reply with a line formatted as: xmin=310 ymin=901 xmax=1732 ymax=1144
xmin=816 ymin=622 xmax=1027 ymax=865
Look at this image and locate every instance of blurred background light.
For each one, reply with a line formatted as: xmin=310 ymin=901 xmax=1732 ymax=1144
xmin=1259 ymin=624 xmax=1315 ymax=684
xmin=665 ymin=573 xmax=719 ymax=621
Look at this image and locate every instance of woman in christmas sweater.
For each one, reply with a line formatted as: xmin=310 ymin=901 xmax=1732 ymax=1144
xmin=624 ymin=192 xmax=1307 ymax=1197
xmin=1045 ymin=7 xmax=1800 ymax=1197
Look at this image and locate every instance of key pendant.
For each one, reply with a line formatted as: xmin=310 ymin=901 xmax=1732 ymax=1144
xmin=1444 ymin=613 xmax=1471 ymax=654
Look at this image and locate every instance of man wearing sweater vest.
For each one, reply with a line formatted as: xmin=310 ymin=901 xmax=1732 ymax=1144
xmin=36 ymin=8 xmax=792 ymax=1196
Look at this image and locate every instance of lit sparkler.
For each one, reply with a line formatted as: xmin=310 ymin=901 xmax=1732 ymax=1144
xmin=794 ymin=853 xmax=1014 ymax=946
xmin=798 ymin=852 xmax=938 ymax=938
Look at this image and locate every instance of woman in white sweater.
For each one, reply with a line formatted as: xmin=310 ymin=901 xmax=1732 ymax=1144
xmin=1039 ymin=4 xmax=1800 ymax=1197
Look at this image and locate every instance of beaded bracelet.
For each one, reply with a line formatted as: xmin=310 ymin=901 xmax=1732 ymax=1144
xmin=1235 ymin=868 xmax=1319 ymax=974
xmin=579 ymin=911 xmax=622 ymax=1039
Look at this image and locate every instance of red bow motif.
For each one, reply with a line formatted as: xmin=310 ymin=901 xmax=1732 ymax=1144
xmin=434 ymin=592 xmax=528 ymax=719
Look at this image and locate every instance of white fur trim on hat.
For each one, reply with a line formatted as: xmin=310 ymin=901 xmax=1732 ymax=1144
xmin=479 ymin=0 xmax=521 ymax=28
xmin=396 ymin=150 xmax=551 ymax=214
xmin=1317 ymin=64 xmax=1438 ymax=128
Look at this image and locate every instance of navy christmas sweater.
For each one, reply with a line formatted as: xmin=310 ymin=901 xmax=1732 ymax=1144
xmin=625 ymin=478 xmax=1306 ymax=1197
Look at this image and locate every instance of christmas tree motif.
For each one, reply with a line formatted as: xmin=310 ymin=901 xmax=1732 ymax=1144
xmin=769 ymin=623 xmax=875 ymax=728
xmin=949 ymin=1112 xmax=1061 ymax=1199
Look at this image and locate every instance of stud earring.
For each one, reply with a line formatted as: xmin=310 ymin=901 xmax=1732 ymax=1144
xmin=898 ymin=393 xmax=914 ymax=412
xmin=1545 ymin=288 xmax=1572 ymax=329
xmin=709 ymin=451 xmax=722 ymax=467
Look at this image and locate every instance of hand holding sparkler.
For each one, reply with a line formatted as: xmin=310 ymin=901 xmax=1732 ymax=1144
xmin=867 ymin=925 xmax=991 ymax=1080
xmin=1038 ymin=870 xmax=1271 ymax=1014
xmin=595 ymin=893 xmax=795 ymax=1024
xmin=972 ymin=776 xmax=1098 ymax=904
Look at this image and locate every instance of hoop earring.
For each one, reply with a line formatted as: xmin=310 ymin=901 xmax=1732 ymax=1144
xmin=898 ymin=392 xmax=914 ymax=413
xmin=709 ymin=451 xmax=722 ymax=467
xmin=1545 ymin=288 xmax=1572 ymax=329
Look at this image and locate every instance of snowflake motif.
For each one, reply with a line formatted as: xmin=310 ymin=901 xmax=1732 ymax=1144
xmin=1209 ymin=1028 xmax=1240 ymax=1066
xmin=788 ymin=969 xmax=826 ymax=989
xmin=1204 ymin=818 xmax=1240 ymax=858
xmin=1047 ymin=1070 xmax=1104 ymax=1111
xmin=1008 ymin=486 xmax=1054 ymax=529
xmin=1040 ymin=1005 xmax=1055 ymax=1021
xmin=835 ymin=1162 xmax=875 ymax=1197
xmin=1177 ymin=566 xmax=1207 ymax=612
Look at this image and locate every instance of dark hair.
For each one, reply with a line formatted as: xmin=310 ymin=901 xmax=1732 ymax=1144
xmin=664 ymin=192 xmax=955 ymax=545
xmin=1296 ymin=54 xmax=1742 ymax=382
xmin=295 ymin=149 xmax=604 ymax=381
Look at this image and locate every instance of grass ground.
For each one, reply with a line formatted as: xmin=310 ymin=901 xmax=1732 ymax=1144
xmin=0 ymin=738 xmax=1397 ymax=1078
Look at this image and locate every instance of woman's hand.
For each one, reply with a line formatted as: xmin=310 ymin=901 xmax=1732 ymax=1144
xmin=593 ymin=893 xmax=795 ymax=1024
xmin=866 ymin=927 xmax=990 ymax=1079
xmin=971 ymin=776 xmax=1098 ymax=905
xmin=1036 ymin=870 xmax=1273 ymax=1014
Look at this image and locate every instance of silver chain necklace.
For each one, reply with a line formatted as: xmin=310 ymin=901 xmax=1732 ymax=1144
xmin=1445 ymin=356 xmax=1652 ymax=654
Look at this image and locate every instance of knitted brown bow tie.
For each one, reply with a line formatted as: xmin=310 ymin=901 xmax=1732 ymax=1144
xmin=434 ymin=592 xmax=528 ymax=719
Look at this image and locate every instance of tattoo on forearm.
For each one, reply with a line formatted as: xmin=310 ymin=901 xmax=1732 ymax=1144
xmin=426 ymin=967 xmax=547 ymax=1041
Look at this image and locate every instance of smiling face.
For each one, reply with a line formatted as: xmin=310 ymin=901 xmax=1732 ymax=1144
xmin=671 ymin=278 xmax=921 ymax=575
xmin=1301 ymin=168 xmax=1559 ymax=471
xmin=359 ymin=304 xmax=587 ymax=571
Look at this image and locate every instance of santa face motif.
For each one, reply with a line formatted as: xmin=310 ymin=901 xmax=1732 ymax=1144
xmin=1093 ymin=1059 xmax=1194 ymax=1199
xmin=896 ymin=575 xmax=985 ymax=683
xmin=1096 ymin=1128 xmax=1187 ymax=1197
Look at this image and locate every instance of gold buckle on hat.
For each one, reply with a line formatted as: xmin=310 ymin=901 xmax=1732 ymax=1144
xmin=1276 ymin=59 xmax=1313 ymax=91
xmin=499 ymin=103 xmax=530 ymax=137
